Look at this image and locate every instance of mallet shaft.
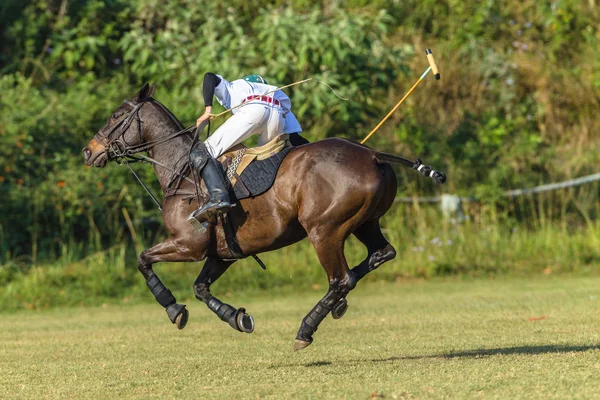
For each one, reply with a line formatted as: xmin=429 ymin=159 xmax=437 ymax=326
xmin=360 ymin=67 xmax=432 ymax=145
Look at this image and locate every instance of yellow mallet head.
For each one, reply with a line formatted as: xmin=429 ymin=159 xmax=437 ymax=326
xmin=425 ymin=49 xmax=440 ymax=80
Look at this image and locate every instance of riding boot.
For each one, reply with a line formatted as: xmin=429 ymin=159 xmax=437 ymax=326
xmin=188 ymin=157 xmax=232 ymax=225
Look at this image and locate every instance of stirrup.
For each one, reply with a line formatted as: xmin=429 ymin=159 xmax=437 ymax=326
xmin=188 ymin=201 xmax=231 ymax=224
xmin=187 ymin=215 xmax=210 ymax=232
xmin=201 ymin=200 xmax=232 ymax=218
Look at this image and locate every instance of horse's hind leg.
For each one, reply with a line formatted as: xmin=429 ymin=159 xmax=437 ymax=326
xmin=294 ymin=239 xmax=356 ymax=351
xmin=351 ymin=219 xmax=396 ymax=282
xmin=193 ymin=257 xmax=255 ymax=333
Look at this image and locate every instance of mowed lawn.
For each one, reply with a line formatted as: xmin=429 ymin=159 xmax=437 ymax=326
xmin=1 ymin=276 xmax=600 ymax=399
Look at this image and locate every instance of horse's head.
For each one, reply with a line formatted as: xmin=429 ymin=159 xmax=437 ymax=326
xmin=83 ymin=83 xmax=156 ymax=167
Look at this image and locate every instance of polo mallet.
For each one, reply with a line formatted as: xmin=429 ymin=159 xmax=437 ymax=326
xmin=360 ymin=49 xmax=440 ymax=144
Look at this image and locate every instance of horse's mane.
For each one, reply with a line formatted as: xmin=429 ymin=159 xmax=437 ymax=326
xmin=148 ymin=98 xmax=194 ymax=144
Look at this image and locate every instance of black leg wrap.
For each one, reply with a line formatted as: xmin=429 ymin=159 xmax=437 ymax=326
xmin=296 ymin=301 xmax=332 ymax=342
xmin=146 ymin=274 xmax=176 ymax=308
xmin=206 ymin=298 xmax=254 ymax=333
xmin=207 ymin=298 xmax=240 ymax=331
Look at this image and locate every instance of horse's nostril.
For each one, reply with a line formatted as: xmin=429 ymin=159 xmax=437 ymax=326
xmin=83 ymin=147 xmax=91 ymax=160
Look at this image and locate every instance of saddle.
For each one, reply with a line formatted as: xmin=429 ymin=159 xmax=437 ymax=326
xmin=218 ymin=134 xmax=293 ymax=200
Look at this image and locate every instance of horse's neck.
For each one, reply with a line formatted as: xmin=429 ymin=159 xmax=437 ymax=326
xmin=148 ymin=135 xmax=191 ymax=190
xmin=144 ymin=102 xmax=192 ymax=190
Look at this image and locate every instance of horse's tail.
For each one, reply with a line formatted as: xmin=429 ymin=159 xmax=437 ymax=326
xmin=373 ymin=151 xmax=446 ymax=184
xmin=373 ymin=151 xmax=415 ymax=168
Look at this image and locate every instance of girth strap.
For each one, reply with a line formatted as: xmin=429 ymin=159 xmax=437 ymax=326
xmin=219 ymin=214 xmax=267 ymax=270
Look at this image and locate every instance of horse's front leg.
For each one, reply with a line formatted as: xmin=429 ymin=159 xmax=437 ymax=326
xmin=138 ymin=237 xmax=203 ymax=329
xmin=193 ymin=257 xmax=255 ymax=333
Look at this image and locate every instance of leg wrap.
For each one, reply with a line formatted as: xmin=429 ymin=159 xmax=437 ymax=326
xmin=146 ymin=274 xmax=176 ymax=308
xmin=206 ymin=298 xmax=252 ymax=332
xmin=207 ymin=298 xmax=238 ymax=328
xmin=190 ymin=142 xmax=211 ymax=173
xmin=297 ymin=301 xmax=332 ymax=342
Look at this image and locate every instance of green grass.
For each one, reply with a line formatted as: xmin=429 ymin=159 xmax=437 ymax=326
xmin=2 ymin=275 xmax=600 ymax=399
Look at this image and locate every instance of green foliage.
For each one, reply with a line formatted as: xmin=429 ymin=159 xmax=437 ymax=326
xmin=116 ymin=3 xmax=408 ymax=132
xmin=0 ymin=0 xmax=599 ymax=290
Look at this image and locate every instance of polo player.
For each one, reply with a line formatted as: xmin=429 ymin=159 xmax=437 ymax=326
xmin=188 ymin=73 xmax=306 ymax=226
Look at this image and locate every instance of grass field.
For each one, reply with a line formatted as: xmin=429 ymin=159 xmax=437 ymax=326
xmin=1 ymin=275 xmax=600 ymax=399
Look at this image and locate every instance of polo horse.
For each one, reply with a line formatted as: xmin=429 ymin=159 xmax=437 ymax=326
xmin=82 ymin=83 xmax=446 ymax=350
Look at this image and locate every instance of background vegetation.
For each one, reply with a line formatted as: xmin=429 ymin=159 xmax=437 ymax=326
xmin=1 ymin=0 xmax=599 ymax=310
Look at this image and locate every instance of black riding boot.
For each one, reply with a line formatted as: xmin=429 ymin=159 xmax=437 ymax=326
xmin=188 ymin=146 xmax=232 ymax=226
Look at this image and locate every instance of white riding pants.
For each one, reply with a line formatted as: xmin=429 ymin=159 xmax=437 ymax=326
xmin=205 ymin=103 xmax=285 ymax=158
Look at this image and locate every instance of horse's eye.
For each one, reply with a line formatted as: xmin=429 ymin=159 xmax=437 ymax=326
xmin=112 ymin=113 xmax=120 ymax=120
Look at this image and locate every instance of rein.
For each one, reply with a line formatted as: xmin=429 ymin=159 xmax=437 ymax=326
xmin=104 ymin=99 xmax=196 ymax=161
xmin=100 ymin=98 xmax=201 ymax=196
xmin=95 ymin=98 xmax=202 ymax=213
xmin=121 ymin=157 xmax=163 ymax=211
xmin=96 ymin=96 xmax=266 ymax=267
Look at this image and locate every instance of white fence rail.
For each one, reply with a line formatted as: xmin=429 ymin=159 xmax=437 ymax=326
xmin=395 ymin=172 xmax=600 ymax=204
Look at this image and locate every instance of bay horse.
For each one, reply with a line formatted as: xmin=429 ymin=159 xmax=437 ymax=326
xmin=82 ymin=83 xmax=446 ymax=350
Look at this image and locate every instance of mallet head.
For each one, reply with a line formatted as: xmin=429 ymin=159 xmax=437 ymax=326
xmin=426 ymin=49 xmax=440 ymax=80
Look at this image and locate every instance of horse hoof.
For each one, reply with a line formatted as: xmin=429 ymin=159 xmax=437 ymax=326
xmin=175 ymin=308 xmax=189 ymax=330
xmin=294 ymin=339 xmax=312 ymax=351
xmin=236 ymin=309 xmax=255 ymax=333
xmin=166 ymin=303 xmax=188 ymax=330
xmin=331 ymin=298 xmax=348 ymax=320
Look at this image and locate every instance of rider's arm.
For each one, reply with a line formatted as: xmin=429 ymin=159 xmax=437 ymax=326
xmin=197 ymin=73 xmax=225 ymax=126
xmin=202 ymin=72 xmax=222 ymax=112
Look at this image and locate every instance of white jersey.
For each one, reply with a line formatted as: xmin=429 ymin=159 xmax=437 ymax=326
xmin=214 ymin=75 xmax=303 ymax=134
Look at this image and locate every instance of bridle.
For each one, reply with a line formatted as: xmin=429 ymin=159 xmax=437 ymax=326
xmin=94 ymin=97 xmax=203 ymax=210
xmin=97 ymin=98 xmax=195 ymax=162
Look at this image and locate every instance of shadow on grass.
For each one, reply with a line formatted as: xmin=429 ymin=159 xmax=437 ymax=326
xmin=273 ymin=344 xmax=600 ymax=368
xmin=382 ymin=344 xmax=600 ymax=361
xmin=303 ymin=361 xmax=333 ymax=367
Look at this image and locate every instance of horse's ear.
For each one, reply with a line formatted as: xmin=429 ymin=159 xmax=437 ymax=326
xmin=135 ymin=83 xmax=155 ymax=102
xmin=147 ymin=83 xmax=156 ymax=98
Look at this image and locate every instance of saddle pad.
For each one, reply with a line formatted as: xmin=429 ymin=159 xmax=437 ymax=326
xmin=220 ymin=134 xmax=290 ymax=180
xmin=232 ymin=147 xmax=292 ymax=200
